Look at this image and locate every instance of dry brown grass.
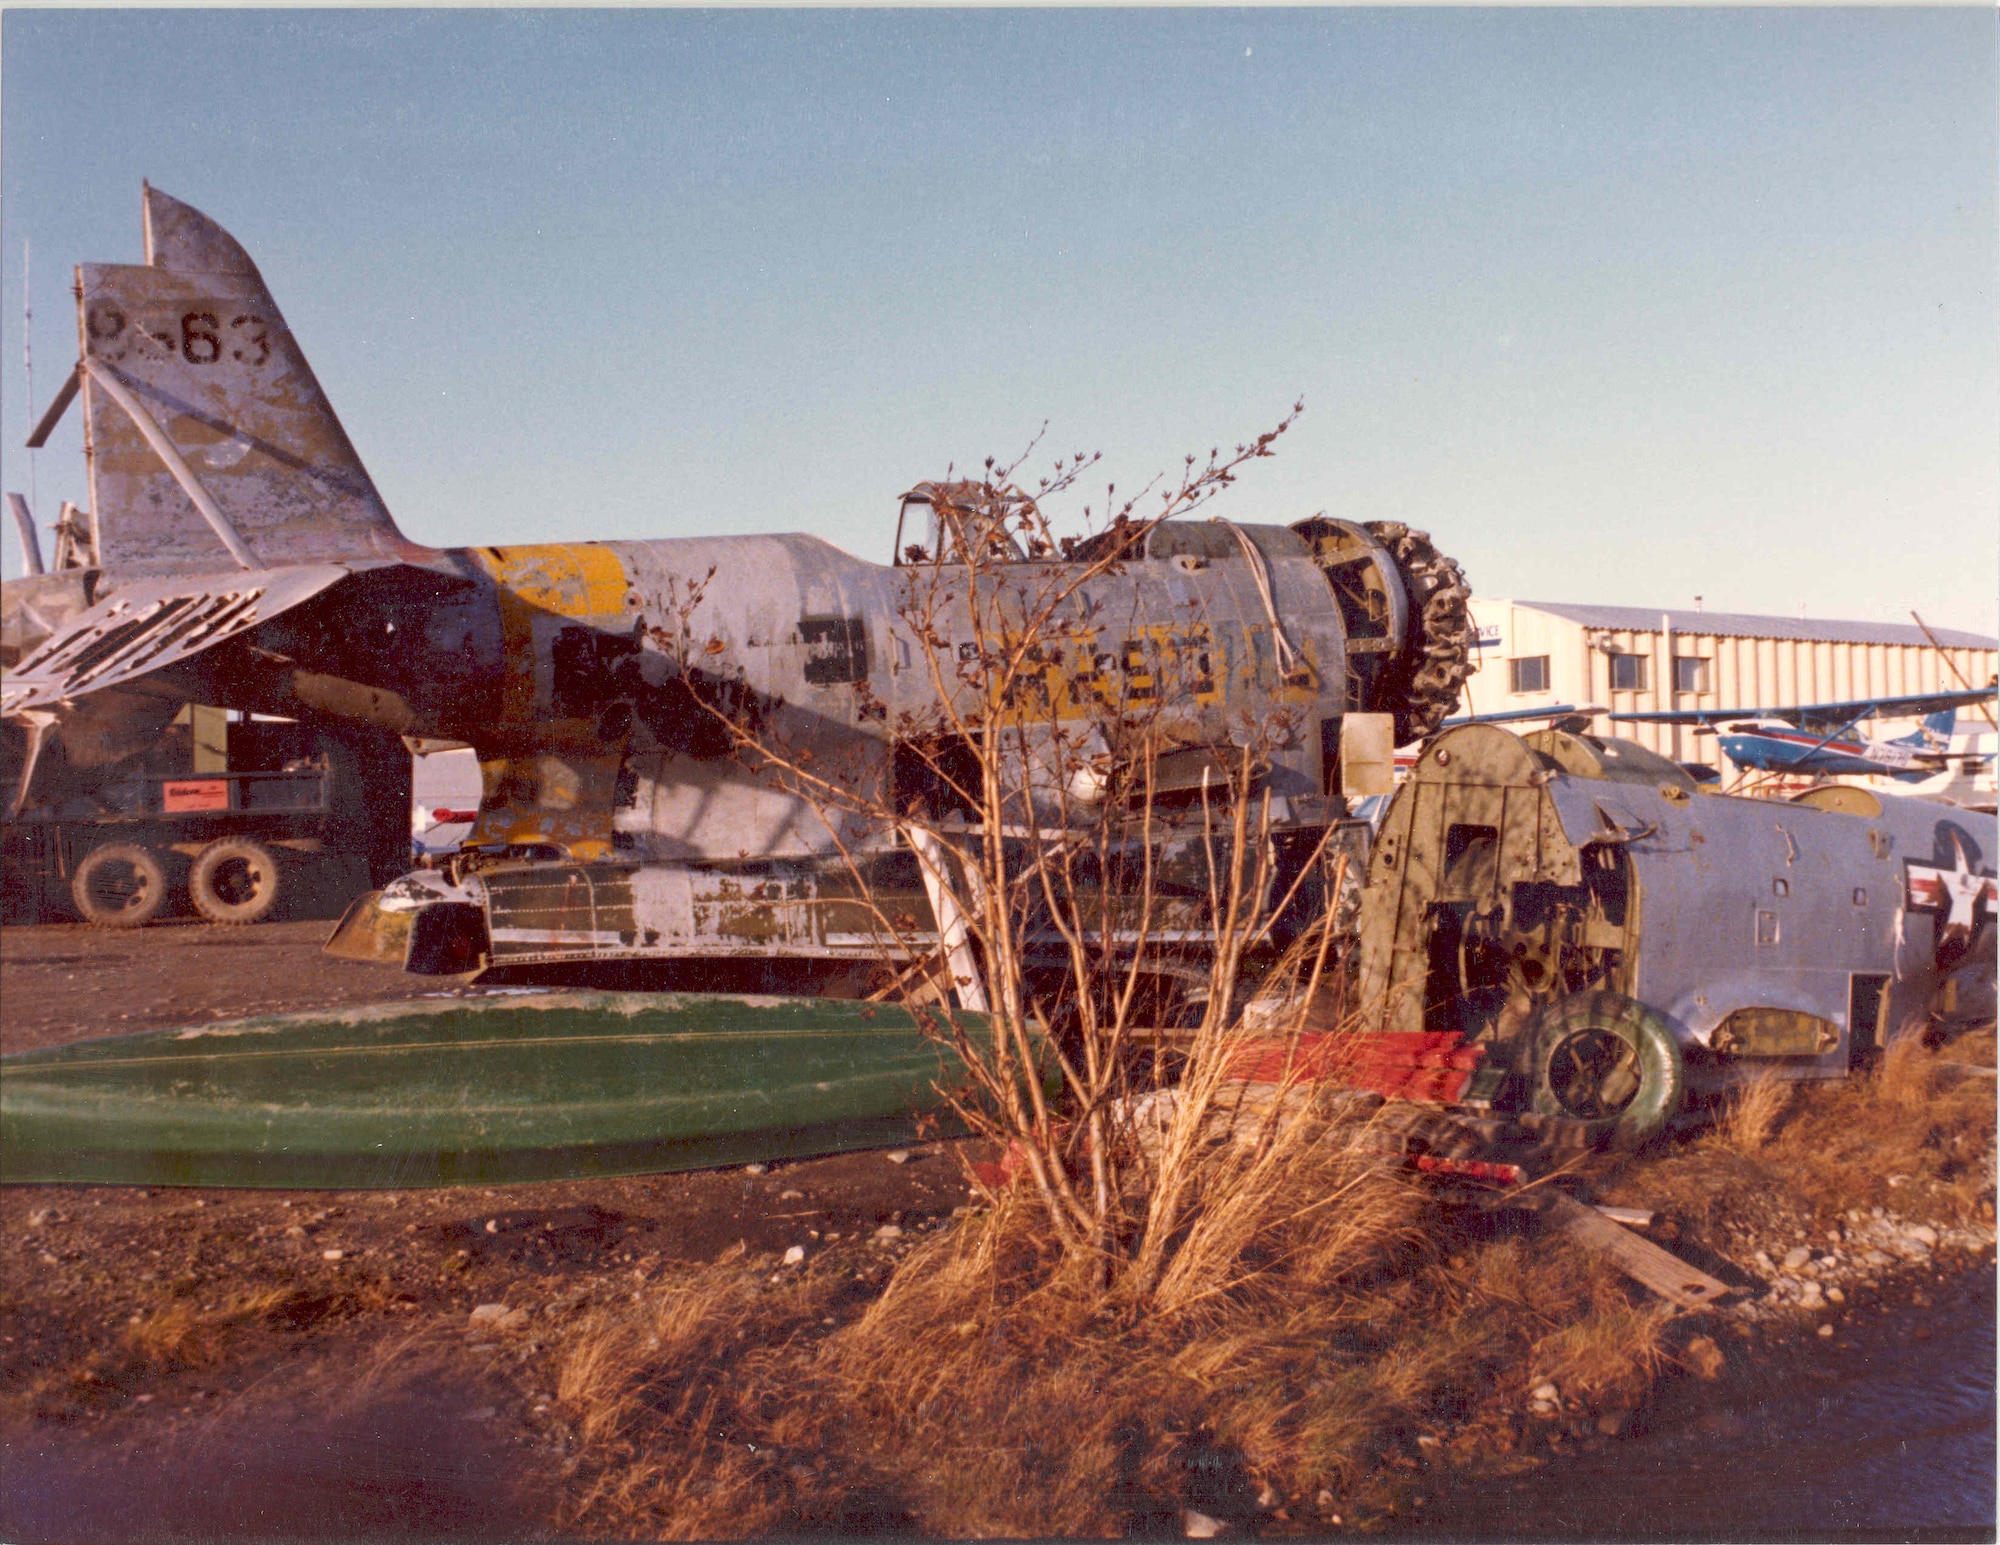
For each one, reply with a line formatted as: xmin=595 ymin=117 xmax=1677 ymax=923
xmin=1766 ymin=1029 xmax=1997 ymax=1221
xmin=534 ymin=1017 xmax=1995 ymax=1537
xmin=121 ymin=1286 xmax=304 ymax=1371
xmin=1712 ymin=1067 xmax=1792 ymax=1155
xmin=539 ymin=1091 xmax=1687 ymax=1539
xmin=3 ymin=1284 xmax=352 ymax=1424
xmin=1625 ymin=1024 xmax=1997 ymax=1242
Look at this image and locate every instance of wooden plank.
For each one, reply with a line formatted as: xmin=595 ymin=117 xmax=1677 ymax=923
xmin=1542 ymin=1193 xmax=1733 ymax=1309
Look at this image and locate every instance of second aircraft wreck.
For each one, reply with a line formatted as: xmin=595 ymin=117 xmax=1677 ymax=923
xmin=1 ymin=186 xmax=1475 ymax=985
xmin=1348 ymin=721 xmax=1995 ymax=1146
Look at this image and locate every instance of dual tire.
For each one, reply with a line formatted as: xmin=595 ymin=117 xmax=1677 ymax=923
xmin=187 ymin=838 xmax=284 ymax=925
xmin=70 ymin=837 xmax=285 ymax=928
xmin=69 ymin=843 xmax=172 ymax=928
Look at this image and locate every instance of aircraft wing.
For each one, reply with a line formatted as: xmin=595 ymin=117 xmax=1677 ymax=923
xmin=1609 ymin=687 xmax=1995 ymax=731
xmin=0 ymin=560 xmax=426 ymax=716
xmin=1442 ymin=702 xmax=1603 ymax=726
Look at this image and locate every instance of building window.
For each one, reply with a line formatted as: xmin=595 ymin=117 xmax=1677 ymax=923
xmin=1674 ymin=656 xmax=1709 ymax=694
xmin=1608 ymin=654 xmax=1648 ymax=692
xmin=1509 ymin=656 xmax=1550 ymax=694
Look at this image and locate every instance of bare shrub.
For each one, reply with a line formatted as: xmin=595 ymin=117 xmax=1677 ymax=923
xmin=678 ymin=410 xmax=1409 ymax=1322
xmin=536 ymin=414 xmax=1650 ymax=1534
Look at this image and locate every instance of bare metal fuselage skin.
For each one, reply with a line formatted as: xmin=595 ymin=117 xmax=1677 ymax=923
xmin=8 ymin=524 xmax=1354 ymax=853
xmin=4 ymin=187 xmax=1469 ymax=972
xmin=1356 ymin=724 xmax=1998 ymax=1098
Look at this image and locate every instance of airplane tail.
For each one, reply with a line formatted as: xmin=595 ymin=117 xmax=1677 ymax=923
xmin=35 ymin=184 xmax=434 ymax=578
xmin=1902 ymin=707 xmax=1957 ymax=747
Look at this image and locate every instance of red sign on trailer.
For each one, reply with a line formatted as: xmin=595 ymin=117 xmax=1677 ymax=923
xmin=162 ymin=779 xmax=229 ymax=813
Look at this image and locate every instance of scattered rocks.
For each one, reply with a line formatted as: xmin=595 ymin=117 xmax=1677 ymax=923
xmin=1530 ymin=1382 xmax=1558 ymax=1402
xmin=1183 ymin=1508 xmax=1226 ymax=1538
xmin=779 ymin=1189 xmax=805 ymax=1201
xmin=743 ymin=1164 xmax=768 ymax=1177
xmin=886 ymin=1151 xmax=911 ymax=1165
xmin=320 ymin=1249 xmax=344 ymax=1261
xmin=470 ymin=1303 xmax=530 ymax=1333
xmin=1817 ymin=1324 xmax=1835 ymax=1338
xmin=782 ymin=1245 xmax=806 ymax=1266
xmin=873 ymin=1224 xmax=904 ymax=1242
xmin=1731 ymin=1205 xmax=1994 ymax=1325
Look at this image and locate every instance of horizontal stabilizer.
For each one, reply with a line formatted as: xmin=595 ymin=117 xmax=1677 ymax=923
xmin=0 ymin=561 xmax=394 ymax=715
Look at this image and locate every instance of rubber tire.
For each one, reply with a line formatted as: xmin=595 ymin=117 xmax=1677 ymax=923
xmin=1526 ymin=989 xmax=1685 ymax=1151
xmin=189 ymin=837 xmax=284 ymax=925
xmin=70 ymin=842 xmax=170 ymax=928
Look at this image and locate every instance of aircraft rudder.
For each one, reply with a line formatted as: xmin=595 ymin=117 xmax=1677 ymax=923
xmin=1917 ymin=707 xmax=1957 ymax=744
xmin=74 ymin=186 xmax=430 ymax=579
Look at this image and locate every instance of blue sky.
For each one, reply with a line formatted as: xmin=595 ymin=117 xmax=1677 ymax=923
xmin=3 ymin=9 xmax=1994 ymax=634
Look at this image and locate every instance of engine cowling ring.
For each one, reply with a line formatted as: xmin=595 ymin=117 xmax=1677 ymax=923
xmin=1292 ymin=516 xmax=1474 ymax=744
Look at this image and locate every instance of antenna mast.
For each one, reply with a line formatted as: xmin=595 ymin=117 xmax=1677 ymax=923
xmin=23 ymin=238 xmax=36 ymax=522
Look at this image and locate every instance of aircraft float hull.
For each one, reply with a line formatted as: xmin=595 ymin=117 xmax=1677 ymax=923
xmin=0 ymin=992 xmax=1020 ymax=1189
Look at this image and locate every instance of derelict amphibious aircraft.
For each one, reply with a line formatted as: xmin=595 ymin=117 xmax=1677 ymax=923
xmin=1 ymin=185 xmax=1475 ymax=979
xmin=1611 ymin=690 xmax=1995 ymax=783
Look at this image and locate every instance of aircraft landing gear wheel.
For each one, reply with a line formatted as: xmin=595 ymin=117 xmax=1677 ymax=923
xmin=71 ymin=842 xmax=170 ymax=928
xmin=1526 ymin=990 xmax=1684 ymax=1150
xmin=190 ymin=837 xmax=284 ymax=925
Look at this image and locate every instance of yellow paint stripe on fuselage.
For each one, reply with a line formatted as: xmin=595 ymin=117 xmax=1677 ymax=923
xmin=462 ymin=543 xmax=631 ymax=721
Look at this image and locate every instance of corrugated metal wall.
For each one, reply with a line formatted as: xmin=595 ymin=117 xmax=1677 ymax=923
xmin=1459 ymin=599 xmax=1997 ymax=770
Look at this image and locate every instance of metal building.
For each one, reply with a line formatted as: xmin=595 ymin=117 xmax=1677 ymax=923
xmin=1458 ymin=600 xmax=1998 ymax=774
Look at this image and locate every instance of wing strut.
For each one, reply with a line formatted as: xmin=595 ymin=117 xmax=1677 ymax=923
xmin=24 ymin=364 xmax=78 ymax=449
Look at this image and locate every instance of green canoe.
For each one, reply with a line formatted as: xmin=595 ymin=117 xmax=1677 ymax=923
xmin=0 ymin=992 xmax=1004 ymax=1189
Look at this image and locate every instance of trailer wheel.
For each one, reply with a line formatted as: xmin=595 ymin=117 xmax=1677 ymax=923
xmin=1526 ymin=990 xmax=1684 ymax=1150
xmin=71 ymin=842 xmax=170 ymax=928
xmin=190 ymin=837 xmax=283 ymax=925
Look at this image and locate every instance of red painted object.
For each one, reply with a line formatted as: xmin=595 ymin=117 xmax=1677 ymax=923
xmin=1224 ymin=1029 xmax=1487 ymax=1105
xmin=1412 ymin=1154 xmax=1524 ymax=1185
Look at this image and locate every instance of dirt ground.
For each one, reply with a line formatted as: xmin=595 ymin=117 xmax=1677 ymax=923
xmin=0 ymin=918 xmax=444 ymax=1053
xmin=0 ymin=919 xmax=985 ymax=1542
xmin=3 ymin=919 xmax=1994 ymax=1542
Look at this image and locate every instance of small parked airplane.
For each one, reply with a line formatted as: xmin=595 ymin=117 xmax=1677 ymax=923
xmin=1610 ymin=688 xmax=1996 ymax=782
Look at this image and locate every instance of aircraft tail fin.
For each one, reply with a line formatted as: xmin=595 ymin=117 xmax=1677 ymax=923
xmin=60 ymin=185 xmax=434 ymax=578
xmin=1908 ymin=707 xmax=1957 ymax=747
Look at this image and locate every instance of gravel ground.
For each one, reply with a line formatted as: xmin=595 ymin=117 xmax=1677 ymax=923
xmin=1 ymin=919 xmax=985 ymax=1540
